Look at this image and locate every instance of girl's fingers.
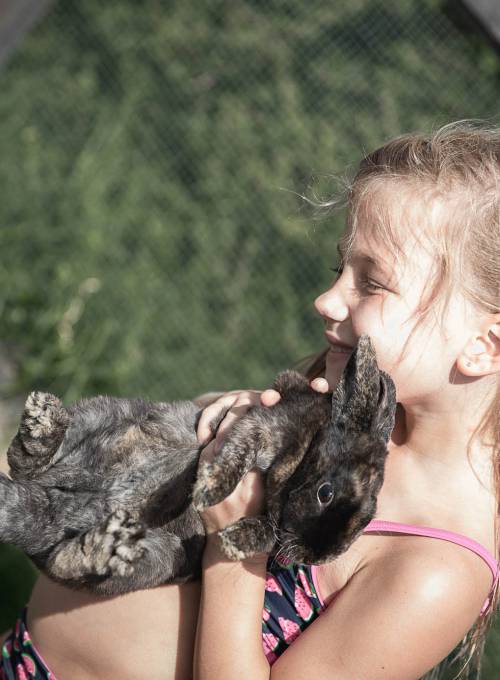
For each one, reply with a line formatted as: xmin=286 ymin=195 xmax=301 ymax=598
xmin=198 ymin=439 xmax=217 ymax=465
xmin=198 ymin=380 xmax=327 ymax=448
xmin=196 ymin=394 xmax=239 ymax=444
xmin=213 ymin=393 xmax=261 ymax=450
xmin=196 ymin=390 xmax=263 ymax=445
xmin=260 ymin=389 xmax=281 ymax=407
xmin=310 ymin=377 xmax=330 ymax=393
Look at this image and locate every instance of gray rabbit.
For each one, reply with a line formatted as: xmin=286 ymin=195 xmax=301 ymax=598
xmin=0 ymin=335 xmax=396 ymax=595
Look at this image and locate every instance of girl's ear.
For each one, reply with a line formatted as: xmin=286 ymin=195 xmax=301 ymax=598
xmin=457 ymin=321 xmax=500 ymax=377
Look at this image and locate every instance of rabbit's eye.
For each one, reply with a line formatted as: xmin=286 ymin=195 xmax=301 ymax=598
xmin=317 ymin=482 xmax=334 ymax=505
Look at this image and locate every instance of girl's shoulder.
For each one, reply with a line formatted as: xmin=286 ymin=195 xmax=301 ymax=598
xmin=277 ymin=529 xmax=492 ymax=679
xmin=316 ymin=514 xmax=495 ymax=611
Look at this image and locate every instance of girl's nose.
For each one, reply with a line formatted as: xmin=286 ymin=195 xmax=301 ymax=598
xmin=314 ymin=283 xmax=349 ymax=323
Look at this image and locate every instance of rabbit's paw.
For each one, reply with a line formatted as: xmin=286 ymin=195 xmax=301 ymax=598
xmin=192 ymin=461 xmax=226 ymax=510
xmin=218 ymin=517 xmax=274 ymax=561
xmin=23 ymin=391 xmax=66 ymax=440
xmin=90 ymin=509 xmax=147 ymax=577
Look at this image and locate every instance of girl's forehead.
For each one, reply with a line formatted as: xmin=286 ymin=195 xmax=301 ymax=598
xmin=347 ymin=181 xmax=441 ymax=274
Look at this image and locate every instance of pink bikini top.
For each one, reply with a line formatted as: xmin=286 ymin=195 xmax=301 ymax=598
xmin=310 ymin=520 xmax=499 ymax=616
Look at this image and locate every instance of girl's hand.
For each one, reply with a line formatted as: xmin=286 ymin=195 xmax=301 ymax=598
xmin=196 ymin=388 xmax=280 ymax=540
xmin=196 ymin=388 xmax=281 ymax=450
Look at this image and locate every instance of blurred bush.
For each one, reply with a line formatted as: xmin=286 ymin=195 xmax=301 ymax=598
xmin=0 ymin=546 xmax=36 ymax=632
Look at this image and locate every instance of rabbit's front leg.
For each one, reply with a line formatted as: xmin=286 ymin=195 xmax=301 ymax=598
xmin=217 ymin=516 xmax=275 ymax=560
xmin=192 ymin=437 xmax=259 ymax=511
xmin=46 ymin=509 xmax=146 ymax=582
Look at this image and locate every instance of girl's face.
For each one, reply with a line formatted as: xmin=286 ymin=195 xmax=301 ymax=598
xmin=314 ymin=220 xmax=474 ymax=406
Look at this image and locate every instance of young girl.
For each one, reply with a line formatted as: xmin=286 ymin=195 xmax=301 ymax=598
xmin=2 ymin=122 xmax=499 ymax=680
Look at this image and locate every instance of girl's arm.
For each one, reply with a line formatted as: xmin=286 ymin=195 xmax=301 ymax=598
xmin=194 ymin=539 xmax=269 ymax=680
xmin=193 ymin=465 xmax=270 ymax=679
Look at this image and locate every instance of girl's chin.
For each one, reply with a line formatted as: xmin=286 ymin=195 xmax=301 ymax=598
xmin=324 ymin=348 xmax=352 ymax=386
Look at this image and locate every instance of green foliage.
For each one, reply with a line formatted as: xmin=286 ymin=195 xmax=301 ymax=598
xmin=0 ymin=547 xmax=36 ymax=632
xmin=0 ymin=0 xmax=499 ymax=673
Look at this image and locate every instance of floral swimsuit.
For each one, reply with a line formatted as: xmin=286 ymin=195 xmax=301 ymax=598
xmin=1 ymin=610 xmax=52 ymax=680
xmin=262 ymin=558 xmax=326 ymax=664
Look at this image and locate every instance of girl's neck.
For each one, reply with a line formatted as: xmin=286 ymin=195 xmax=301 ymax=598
xmin=382 ymin=403 xmax=496 ymax=547
xmin=389 ymin=398 xmax=494 ymax=486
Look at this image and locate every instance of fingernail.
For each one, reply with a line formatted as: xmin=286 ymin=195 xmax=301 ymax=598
xmin=311 ymin=377 xmax=329 ymax=392
xmin=261 ymin=389 xmax=280 ymax=406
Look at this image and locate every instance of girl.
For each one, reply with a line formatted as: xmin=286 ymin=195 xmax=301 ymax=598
xmin=2 ymin=122 xmax=499 ymax=679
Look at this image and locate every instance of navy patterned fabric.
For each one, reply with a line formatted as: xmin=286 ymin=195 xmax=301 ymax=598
xmin=262 ymin=559 xmax=326 ymax=664
xmin=1 ymin=609 xmax=55 ymax=679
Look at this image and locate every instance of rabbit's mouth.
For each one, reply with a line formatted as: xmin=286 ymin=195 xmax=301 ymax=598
xmin=275 ymin=528 xmax=333 ymax=566
xmin=276 ymin=544 xmax=337 ymax=566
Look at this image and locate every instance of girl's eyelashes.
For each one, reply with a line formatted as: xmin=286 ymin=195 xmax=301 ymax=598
xmin=329 ymin=266 xmax=384 ymax=294
xmin=360 ymin=276 xmax=386 ymax=294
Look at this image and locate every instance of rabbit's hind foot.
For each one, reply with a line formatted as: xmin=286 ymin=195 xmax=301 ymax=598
xmin=48 ymin=509 xmax=146 ymax=581
xmin=104 ymin=509 xmax=147 ymax=577
xmin=8 ymin=392 xmax=70 ymax=479
xmin=22 ymin=392 xmax=65 ymax=439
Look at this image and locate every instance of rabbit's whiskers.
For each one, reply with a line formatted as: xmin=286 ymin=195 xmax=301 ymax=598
xmin=275 ymin=527 xmax=301 ymax=564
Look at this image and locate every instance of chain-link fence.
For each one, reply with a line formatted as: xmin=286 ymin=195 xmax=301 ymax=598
xmin=1 ymin=0 xmax=500 ymax=407
xmin=0 ymin=0 xmax=499 ymax=674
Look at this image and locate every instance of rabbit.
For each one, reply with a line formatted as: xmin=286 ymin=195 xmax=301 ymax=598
xmin=193 ymin=334 xmax=397 ymax=565
xmin=0 ymin=334 xmax=396 ymax=595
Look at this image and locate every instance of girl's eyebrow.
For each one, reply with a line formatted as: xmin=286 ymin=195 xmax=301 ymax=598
xmin=336 ymin=243 xmax=386 ymax=270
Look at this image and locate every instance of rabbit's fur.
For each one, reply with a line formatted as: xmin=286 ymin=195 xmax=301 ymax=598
xmin=0 ymin=335 xmax=396 ymax=595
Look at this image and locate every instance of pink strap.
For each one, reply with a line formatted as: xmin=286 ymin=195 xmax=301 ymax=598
xmin=364 ymin=520 xmax=498 ymax=614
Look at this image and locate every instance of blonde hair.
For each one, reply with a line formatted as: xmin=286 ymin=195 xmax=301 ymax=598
xmin=301 ymin=122 xmax=500 ymax=679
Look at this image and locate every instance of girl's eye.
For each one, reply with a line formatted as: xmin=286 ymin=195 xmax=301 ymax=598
xmin=317 ymin=482 xmax=334 ymax=506
xmin=330 ymin=265 xmax=386 ymax=295
xmin=359 ymin=276 xmax=384 ymax=293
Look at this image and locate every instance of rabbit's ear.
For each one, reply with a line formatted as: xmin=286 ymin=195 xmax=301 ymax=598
xmin=331 ymin=335 xmax=395 ymax=437
xmin=7 ymin=392 xmax=70 ymax=477
xmin=372 ymin=371 xmax=397 ymax=443
xmin=271 ymin=370 xmax=310 ymax=396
